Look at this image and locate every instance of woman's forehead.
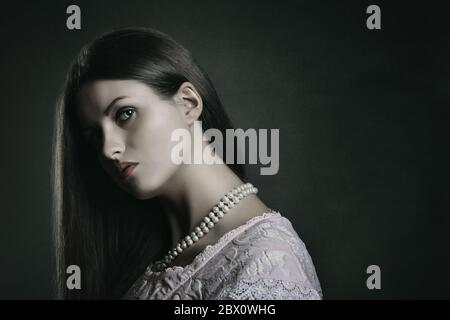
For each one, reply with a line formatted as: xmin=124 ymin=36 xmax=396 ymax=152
xmin=78 ymin=80 xmax=142 ymax=106
xmin=76 ymin=80 xmax=152 ymax=123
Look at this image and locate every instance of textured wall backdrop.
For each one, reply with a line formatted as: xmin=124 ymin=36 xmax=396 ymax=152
xmin=0 ymin=0 xmax=448 ymax=299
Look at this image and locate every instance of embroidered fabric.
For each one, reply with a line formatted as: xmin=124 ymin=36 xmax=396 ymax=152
xmin=122 ymin=211 xmax=322 ymax=300
xmin=215 ymin=278 xmax=322 ymax=300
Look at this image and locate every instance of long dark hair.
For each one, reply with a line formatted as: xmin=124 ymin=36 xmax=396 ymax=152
xmin=52 ymin=27 xmax=245 ymax=299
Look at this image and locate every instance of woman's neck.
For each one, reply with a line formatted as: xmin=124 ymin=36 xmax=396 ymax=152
xmin=159 ymin=162 xmax=270 ymax=267
xmin=160 ymin=161 xmax=244 ymax=237
xmin=156 ymin=139 xmax=271 ymax=258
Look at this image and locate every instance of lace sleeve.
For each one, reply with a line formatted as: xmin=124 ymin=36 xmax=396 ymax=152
xmin=213 ymin=217 xmax=323 ymax=300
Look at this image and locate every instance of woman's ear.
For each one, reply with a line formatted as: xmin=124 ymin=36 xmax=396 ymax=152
xmin=174 ymin=82 xmax=203 ymax=126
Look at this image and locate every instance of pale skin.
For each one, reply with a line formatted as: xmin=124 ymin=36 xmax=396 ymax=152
xmin=77 ymin=79 xmax=270 ymax=267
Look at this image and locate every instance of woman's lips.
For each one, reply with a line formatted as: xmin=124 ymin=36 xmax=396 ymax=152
xmin=120 ymin=163 xmax=138 ymax=179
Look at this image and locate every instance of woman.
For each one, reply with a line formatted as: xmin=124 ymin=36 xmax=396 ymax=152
xmin=52 ymin=27 xmax=322 ymax=300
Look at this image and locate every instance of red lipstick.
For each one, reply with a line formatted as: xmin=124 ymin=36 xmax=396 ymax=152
xmin=116 ymin=161 xmax=139 ymax=179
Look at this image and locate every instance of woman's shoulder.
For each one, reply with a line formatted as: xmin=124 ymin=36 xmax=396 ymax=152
xmin=228 ymin=211 xmax=320 ymax=280
xmin=200 ymin=210 xmax=323 ymax=299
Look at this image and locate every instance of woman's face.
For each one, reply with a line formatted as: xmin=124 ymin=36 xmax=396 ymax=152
xmin=77 ymin=79 xmax=190 ymax=199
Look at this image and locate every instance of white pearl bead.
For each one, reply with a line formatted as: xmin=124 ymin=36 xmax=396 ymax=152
xmin=155 ymin=183 xmax=258 ymax=269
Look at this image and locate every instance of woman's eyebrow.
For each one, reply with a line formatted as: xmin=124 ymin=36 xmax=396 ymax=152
xmin=80 ymin=95 xmax=130 ymax=132
xmin=103 ymin=96 xmax=129 ymax=116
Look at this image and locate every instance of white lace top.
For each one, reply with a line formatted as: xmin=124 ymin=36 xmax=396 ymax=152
xmin=122 ymin=211 xmax=323 ymax=300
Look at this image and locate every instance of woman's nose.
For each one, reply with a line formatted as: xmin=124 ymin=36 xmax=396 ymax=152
xmin=102 ymin=127 xmax=125 ymax=160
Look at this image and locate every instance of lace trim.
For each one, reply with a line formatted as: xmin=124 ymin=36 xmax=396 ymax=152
xmin=123 ymin=210 xmax=323 ymax=300
xmin=216 ymin=278 xmax=322 ymax=300
xmin=146 ymin=210 xmax=281 ymax=276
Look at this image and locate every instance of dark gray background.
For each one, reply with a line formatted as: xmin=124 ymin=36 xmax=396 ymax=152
xmin=0 ymin=0 xmax=448 ymax=299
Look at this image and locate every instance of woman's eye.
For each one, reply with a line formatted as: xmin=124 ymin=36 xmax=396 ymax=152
xmin=116 ymin=107 xmax=135 ymax=122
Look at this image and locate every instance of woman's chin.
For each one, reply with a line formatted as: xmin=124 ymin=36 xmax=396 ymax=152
xmin=125 ymin=179 xmax=165 ymax=200
xmin=117 ymin=166 xmax=179 ymax=200
xmin=132 ymin=189 xmax=162 ymax=201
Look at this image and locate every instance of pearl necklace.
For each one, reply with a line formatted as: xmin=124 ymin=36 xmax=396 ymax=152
xmin=153 ymin=182 xmax=258 ymax=272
